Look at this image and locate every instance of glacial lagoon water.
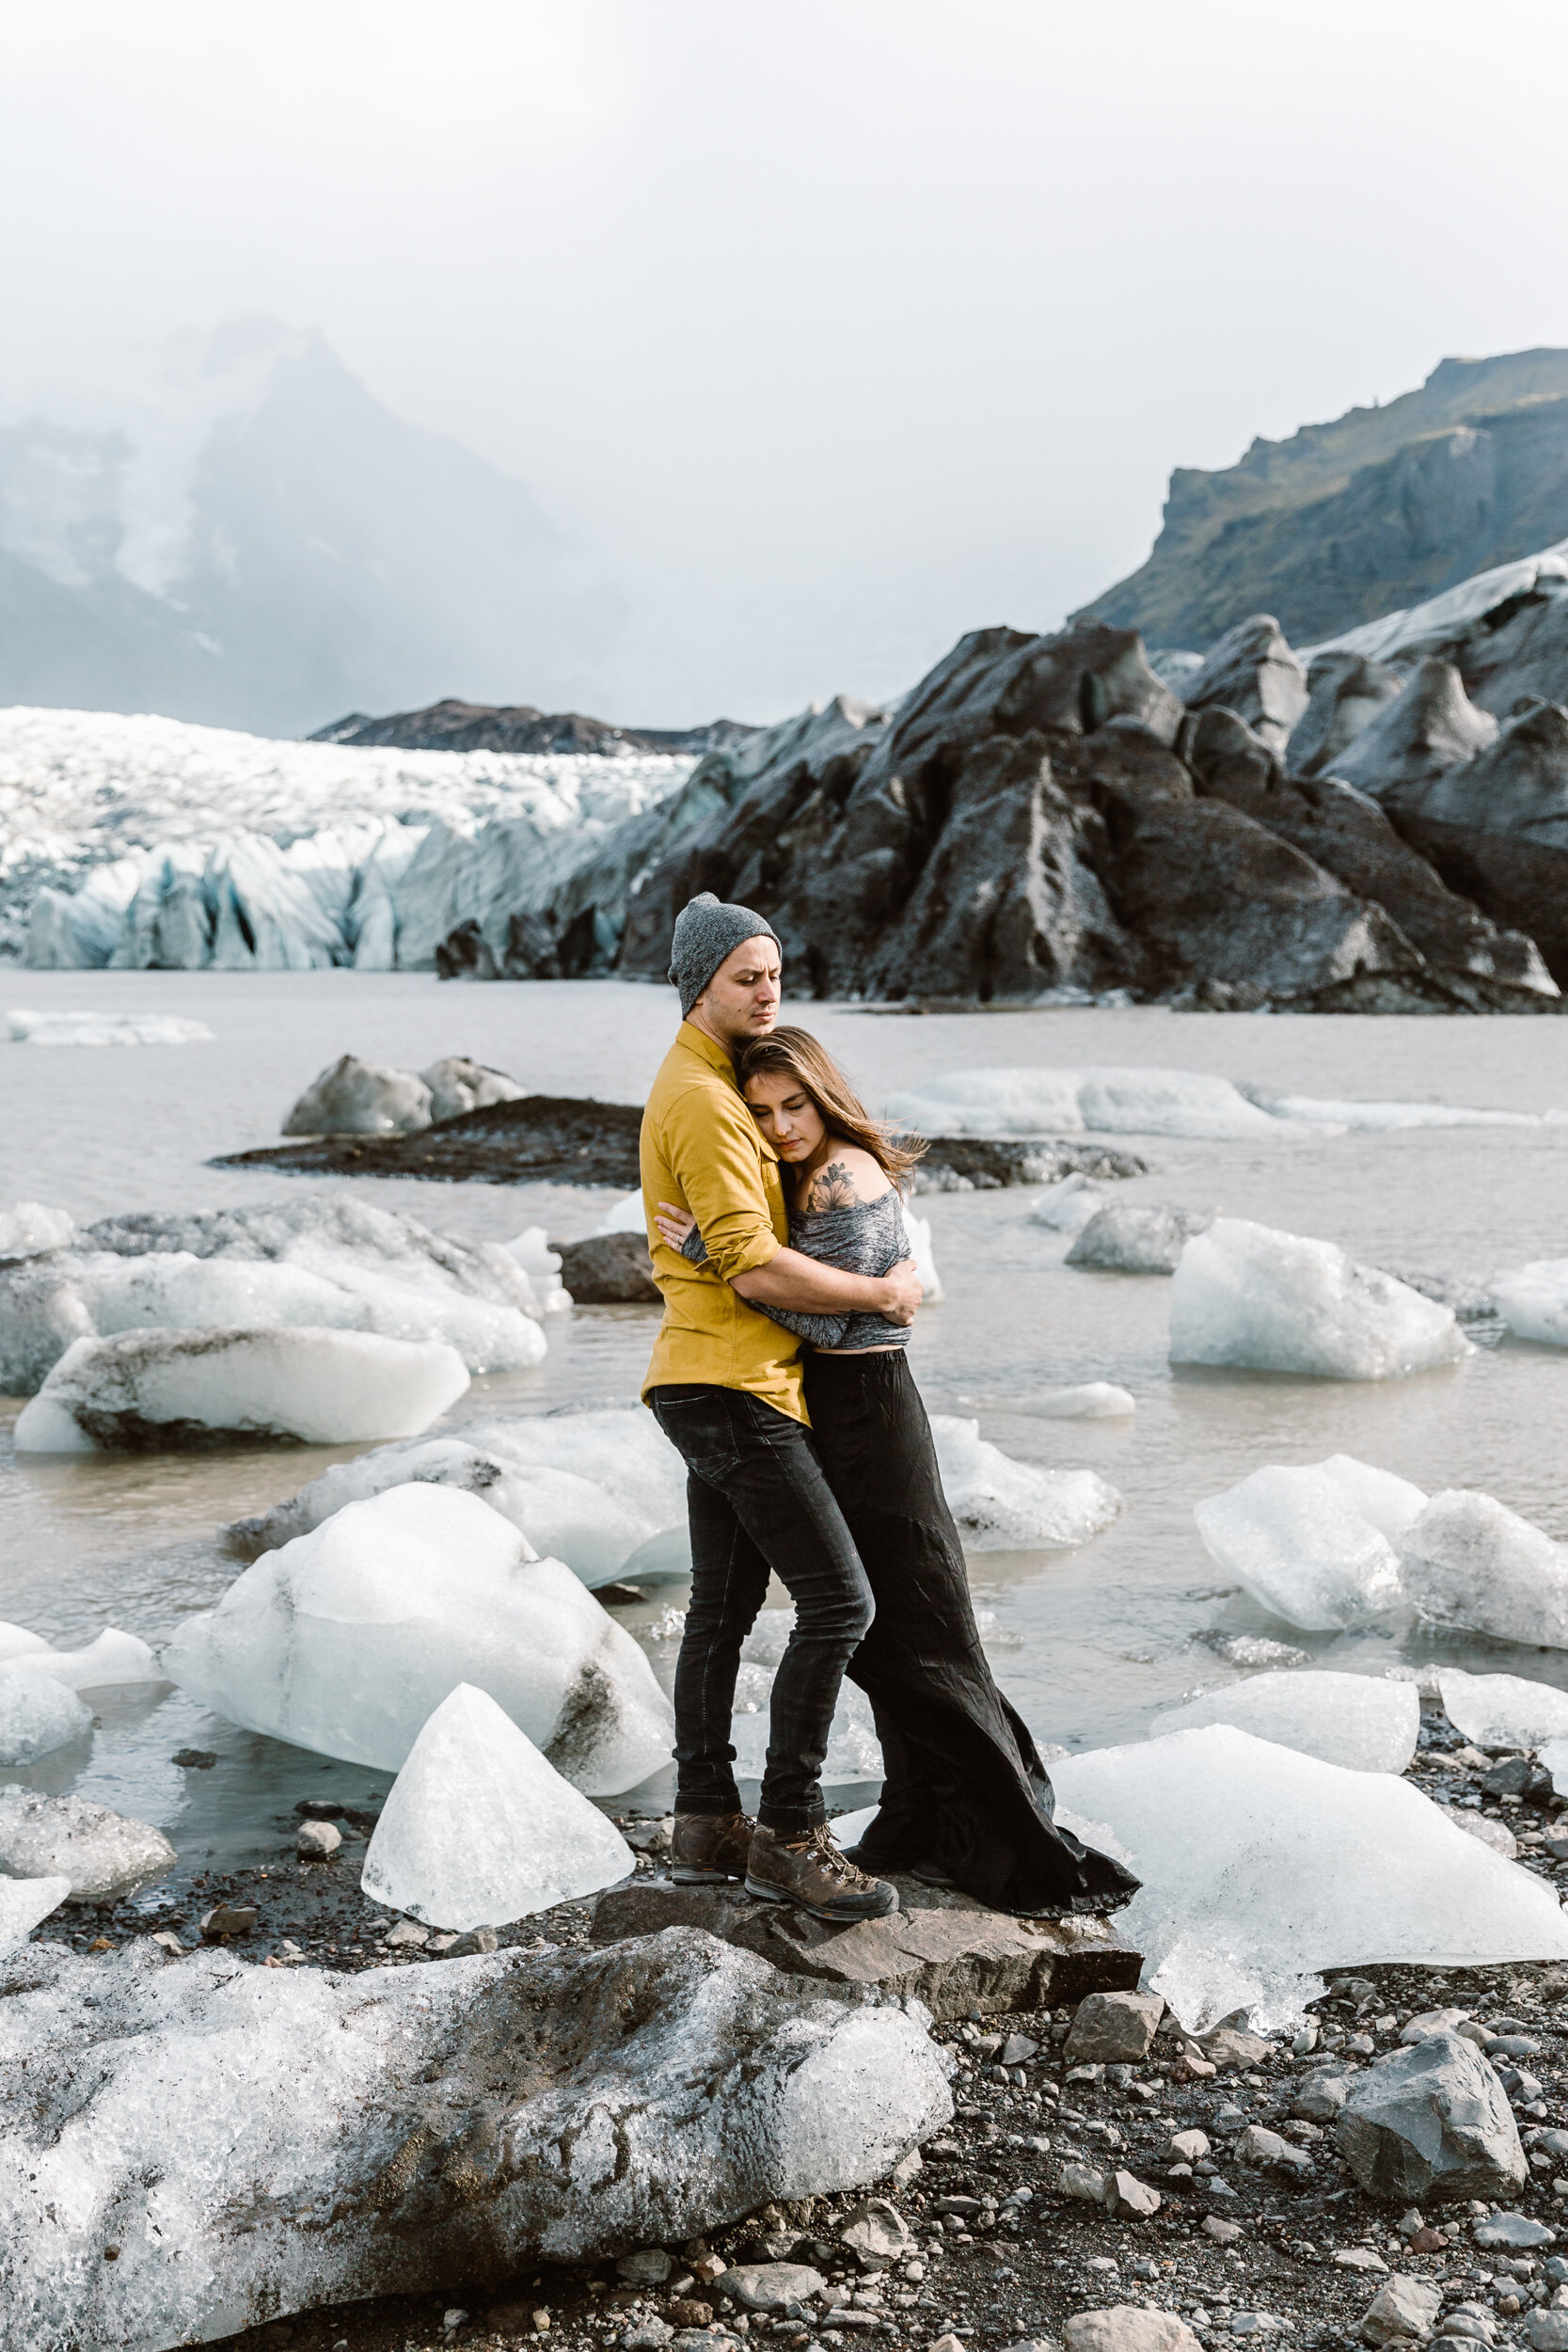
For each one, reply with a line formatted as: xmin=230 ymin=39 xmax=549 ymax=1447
xmin=5 ymin=969 xmax=1568 ymax=1894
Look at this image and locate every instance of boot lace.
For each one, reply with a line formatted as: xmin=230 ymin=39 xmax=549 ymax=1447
xmin=792 ymin=1824 xmax=876 ymax=1887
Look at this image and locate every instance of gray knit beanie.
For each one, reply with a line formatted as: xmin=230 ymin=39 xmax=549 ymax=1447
xmin=668 ymin=891 xmax=781 ymax=1017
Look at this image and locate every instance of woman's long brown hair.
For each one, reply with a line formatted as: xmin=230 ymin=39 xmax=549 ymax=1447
xmin=736 ymin=1026 xmax=927 ymax=1184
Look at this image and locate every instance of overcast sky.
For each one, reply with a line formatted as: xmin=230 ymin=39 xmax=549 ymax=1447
xmin=5 ymin=0 xmax=1568 ymax=723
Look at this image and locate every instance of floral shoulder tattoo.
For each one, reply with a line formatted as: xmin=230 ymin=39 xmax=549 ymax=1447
xmin=807 ymin=1159 xmax=859 ymax=1211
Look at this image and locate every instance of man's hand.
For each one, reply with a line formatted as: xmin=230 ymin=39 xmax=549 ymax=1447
xmin=876 ymin=1257 xmax=924 ymax=1327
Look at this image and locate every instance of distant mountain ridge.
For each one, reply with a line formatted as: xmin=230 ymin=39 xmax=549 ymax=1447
xmin=1082 ymin=348 xmax=1568 ymax=652
xmin=311 ymin=697 xmax=754 ymax=759
xmin=0 ymin=318 xmax=619 ymax=738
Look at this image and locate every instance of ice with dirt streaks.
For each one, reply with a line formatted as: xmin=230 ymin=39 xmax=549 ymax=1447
xmin=166 ymin=1484 xmax=674 ymax=1793
xmin=1193 ymin=1454 xmax=1424 ymax=1631
xmin=1052 ymin=1724 xmax=1568 ymax=2032
xmin=361 ymin=1684 xmax=635 ymax=1931
xmin=13 ymin=1327 xmax=471 ymax=1452
xmin=1151 ymin=1670 xmax=1419 ymax=1772
xmin=1170 ymin=1218 xmax=1472 ymax=1380
xmin=1435 ymin=1669 xmax=1568 ymax=1752
xmin=1065 ymin=1203 xmax=1213 ymax=1275
xmin=929 ymin=1417 xmax=1122 ymax=1550
xmin=226 ymin=1406 xmax=690 ymax=1590
xmin=1401 ymin=1490 xmax=1568 ymax=1648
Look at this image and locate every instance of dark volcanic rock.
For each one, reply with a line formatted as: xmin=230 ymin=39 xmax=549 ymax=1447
xmin=912 ymin=1138 xmax=1148 ymax=1191
xmin=556 ymin=1232 xmax=660 ymax=1304
xmin=1178 ymin=614 xmax=1307 ymax=751
xmin=1188 ymin=709 xmax=1555 ymax=993
xmin=310 ymin=696 xmax=752 ymax=757
xmin=212 ymin=1094 xmax=646 ymax=1188
xmin=1390 ymin=698 xmax=1568 ymax=845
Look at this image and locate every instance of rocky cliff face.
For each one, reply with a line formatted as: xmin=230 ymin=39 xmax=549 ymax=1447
xmin=311 ymin=699 xmax=752 ymax=759
xmin=436 ymin=612 xmax=1563 ymax=1010
xmin=1081 ymin=350 xmax=1568 ymax=652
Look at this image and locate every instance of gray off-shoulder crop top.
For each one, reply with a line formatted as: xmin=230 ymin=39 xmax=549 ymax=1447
xmin=681 ymin=1188 xmax=913 ymax=1352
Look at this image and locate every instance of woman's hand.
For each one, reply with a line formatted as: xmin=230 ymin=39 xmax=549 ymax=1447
xmin=655 ymin=1200 xmax=698 ymax=1253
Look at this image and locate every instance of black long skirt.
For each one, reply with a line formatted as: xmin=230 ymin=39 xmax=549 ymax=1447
xmin=803 ymin=1349 xmax=1139 ymax=1917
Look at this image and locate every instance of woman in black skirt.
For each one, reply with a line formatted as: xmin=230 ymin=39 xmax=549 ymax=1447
xmin=654 ymin=1025 xmax=1135 ymax=1918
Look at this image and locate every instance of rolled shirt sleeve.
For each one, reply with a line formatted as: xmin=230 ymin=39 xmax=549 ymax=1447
xmin=661 ymin=1081 xmax=784 ymax=1283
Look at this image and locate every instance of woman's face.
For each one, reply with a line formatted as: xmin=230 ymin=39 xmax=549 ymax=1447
xmin=744 ymin=1070 xmax=828 ymax=1164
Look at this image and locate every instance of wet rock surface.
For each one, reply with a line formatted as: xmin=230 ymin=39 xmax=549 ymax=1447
xmin=214 ymin=1093 xmax=648 ymax=1188
xmin=589 ymin=1873 xmax=1143 ymax=2021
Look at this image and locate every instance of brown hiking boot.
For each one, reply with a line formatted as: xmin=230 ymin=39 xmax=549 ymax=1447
xmin=671 ymin=1810 xmax=755 ymax=1883
xmin=745 ymin=1824 xmax=898 ymax=1921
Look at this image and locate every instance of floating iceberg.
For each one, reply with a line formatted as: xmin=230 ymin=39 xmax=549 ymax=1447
xmin=929 ymin=1417 xmax=1122 ymax=1550
xmin=6 ymin=1009 xmax=215 ymax=1046
xmin=1491 ymin=1261 xmax=1568 ymax=1347
xmin=1052 ymin=1724 xmax=1568 ymax=2031
xmin=1435 ymin=1669 xmax=1568 ymax=1752
xmin=886 ymin=1066 xmax=1559 ymax=1142
xmin=0 ymin=1788 xmax=176 ymax=1903
xmin=166 ymin=1485 xmax=674 ymax=1793
xmin=0 ymin=1196 xmax=547 ymax=1392
xmin=1193 ymin=1455 xmax=1424 ymax=1630
xmin=886 ymin=1067 xmax=1307 ymax=1141
xmin=1025 ymin=1173 xmax=1105 ymax=1232
xmin=1027 ymin=1382 xmax=1136 ymax=1419
xmin=1151 ymin=1670 xmax=1419 ymax=1772
xmin=505 ymin=1227 xmax=572 ymax=1313
xmin=1401 ymin=1490 xmax=1568 ymax=1648
xmin=228 ymin=1406 xmax=690 ymax=1589
xmin=361 ymin=1684 xmax=635 ymax=1931
xmin=904 ymin=1209 xmax=944 ymax=1305
xmin=0 ymin=1677 xmax=93 ymax=1767
xmin=282 ymin=1053 xmax=433 ymax=1136
xmin=14 ymin=1327 xmax=471 ymax=1452
xmin=0 ymin=1627 xmax=160 ymax=1691
xmin=0 ymin=1202 xmax=75 ymax=1259
xmin=1170 ymin=1218 xmax=1472 ymax=1379
xmin=1065 ymin=1203 xmax=1213 ymax=1274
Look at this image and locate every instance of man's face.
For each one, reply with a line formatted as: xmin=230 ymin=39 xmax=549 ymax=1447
xmin=691 ymin=935 xmax=782 ymax=1046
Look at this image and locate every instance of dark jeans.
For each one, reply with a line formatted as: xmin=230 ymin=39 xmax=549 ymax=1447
xmin=649 ymin=1383 xmax=874 ymax=1834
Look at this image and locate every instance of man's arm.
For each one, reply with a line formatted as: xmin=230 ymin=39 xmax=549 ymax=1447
xmin=734 ymin=1248 xmax=922 ymax=1327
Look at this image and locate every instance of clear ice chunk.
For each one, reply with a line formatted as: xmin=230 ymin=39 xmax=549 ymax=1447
xmin=360 ymin=1684 xmax=635 ymax=1931
xmin=1435 ymin=1669 xmax=1568 ymax=1751
xmin=0 ymin=1677 xmax=93 ymax=1767
xmin=1193 ymin=1455 xmax=1423 ymax=1630
xmin=0 ymin=1873 xmax=71 ymax=1947
xmin=1170 ymin=1218 xmax=1472 ymax=1379
xmin=0 ymin=1788 xmax=175 ymax=1902
xmin=1052 ymin=1724 xmax=1568 ymax=2032
xmin=1401 ymin=1489 xmax=1568 ymax=1647
xmin=1491 ymin=1260 xmax=1568 ymax=1347
xmin=0 ymin=1201 xmax=75 ymax=1258
xmin=13 ymin=1327 xmax=471 ymax=1451
xmin=0 ymin=1628 xmax=160 ymax=1690
xmin=1151 ymin=1670 xmax=1419 ymax=1772
xmin=165 ymin=1484 xmax=674 ymax=1793
xmin=1025 ymin=1173 xmax=1105 ymax=1232
xmin=229 ymin=1406 xmax=689 ymax=1589
xmin=929 ymin=1416 xmax=1122 ymax=1550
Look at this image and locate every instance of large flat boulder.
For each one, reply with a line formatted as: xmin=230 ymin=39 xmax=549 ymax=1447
xmin=0 ymin=1926 xmax=949 ymax=2352
xmin=590 ymin=1872 xmax=1142 ymax=2019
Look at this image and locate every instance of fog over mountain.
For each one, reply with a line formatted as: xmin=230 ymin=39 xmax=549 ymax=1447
xmin=0 ymin=318 xmax=620 ymax=738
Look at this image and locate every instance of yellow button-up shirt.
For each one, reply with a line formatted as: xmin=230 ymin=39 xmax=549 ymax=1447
xmin=639 ymin=1022 xmax=806 ymax=1423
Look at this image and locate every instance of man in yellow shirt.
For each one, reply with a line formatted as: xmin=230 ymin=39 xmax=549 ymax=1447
xmin=641 ymin=891 xmax=922 ymax=1922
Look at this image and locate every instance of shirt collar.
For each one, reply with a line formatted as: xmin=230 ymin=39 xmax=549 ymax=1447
xmin=674 ymin=1021 xmax=778 ymax=1160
